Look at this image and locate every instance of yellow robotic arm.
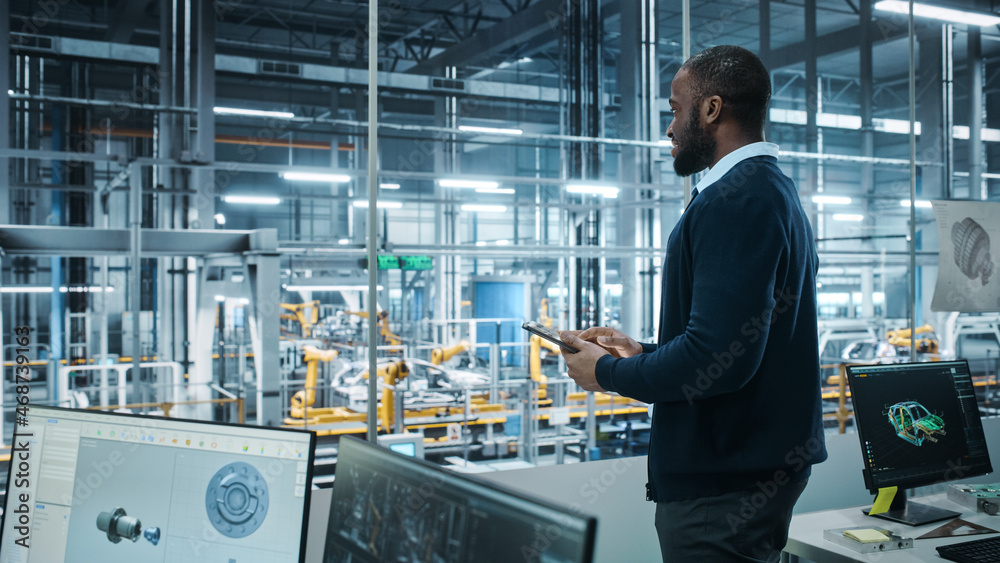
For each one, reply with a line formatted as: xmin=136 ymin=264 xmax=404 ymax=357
xmin=345 ymin=310 xmax=402 ymax=346
xmin=529 ymin=334 xmax=561 ymax=401
xmin=361 ymin=360 xmax=410 ymax=432
xmin=289 ymin=345 xmax=338 ymax=417
xmin=887 ymin=324 xmax=940 ymax=354
xmin=280 ymin=301 xmax=320 ymax=338
xmin=431 ymin=340 xmax=470 ymax=365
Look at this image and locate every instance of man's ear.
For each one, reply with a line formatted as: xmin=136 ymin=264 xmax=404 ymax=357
xmin=702 ymin=95 xmax=723 ymax=125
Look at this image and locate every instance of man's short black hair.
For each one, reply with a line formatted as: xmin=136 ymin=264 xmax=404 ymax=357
xmin=680 ymin=45 xmax=771 ymax=136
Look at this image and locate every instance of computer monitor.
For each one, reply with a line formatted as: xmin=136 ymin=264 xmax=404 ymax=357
xmin=376 ymin=432 xmax=424 ymax=459
xmin=846 ymin=360 xmax=993 ymax=526
xmin=325 ymin=435 xmax=597 ymax=562
xmin=0 ymin=406 xmax=316 ymax=562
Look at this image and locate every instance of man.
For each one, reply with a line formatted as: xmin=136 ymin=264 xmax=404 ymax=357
xmin=560 ymin=45 xmax=827 ymax=562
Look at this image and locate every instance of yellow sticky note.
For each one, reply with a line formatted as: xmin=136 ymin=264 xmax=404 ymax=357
xmin=844 ymin=528 xmax=891 ymax=543
xmin=869 ymin=486 xmax=898 ymax=515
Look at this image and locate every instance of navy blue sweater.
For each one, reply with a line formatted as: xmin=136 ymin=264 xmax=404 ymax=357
xmin=595 ymin=155 xmax=828 ymax=502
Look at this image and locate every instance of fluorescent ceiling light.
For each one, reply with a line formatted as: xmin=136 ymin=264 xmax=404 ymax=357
xmin=379 ymin=183 xmax=401 ymax=190
xmin=497 ymin=57 xmax=533 ymax=69
xmin=873 ymin=118 xmax=919 ymax=135
xmin=438 ymin=179 xmax=500 ymax=190
xmin=475 ymin=241 xmax=487 ymax=247
xmin=213 ymin=213 xmax=226 ymax=225
xmin=495 ymin=239 xmax=510 ymax=246
xmin=566 ymin=184 xmax=620 ymax=198
xmin=215 ymin=295 xmax=226 ymax=302
xmin=900 ymin=199 xmax=933 ymax=208
xmin=461 ymin=204 xmax=508 ymax=213
xmin=874 ymin=1 xmax=1000 ymax=26
xmin=281 ymin=171 xmax=352 ymax=183
xmin=213 ymin=106 xmax=295 ymax=119
xmin=458 ymin=125 xmax=524 ymax=136
xmin=6 ymin=90 xmax=12 ymax=96
xmin=3 ymin=286 xmax=115 ymax=294
xmin=769 ymin=109 xmax=1000 ymax=141
xmin=285 ymin=285 xmax=383 ymax=292
xmin=338 ymin=238 xmax=351 ymax=244
xmin=476 ymin=187 xmax=516 ymax=194
xmin=223 ymin=195 xmax=281 ymax=205
xmin=60 ymin=286 xmax=115 ymax=293
xmin=658 ymin=140 xmax=673 ymax=146
xmin=833 ymin=214 xmax=865 ymax=222
xmin=353 ymin=200 xmax=403 ymax=209
xmin=1 ymin=286 xmax=54 ymax=293
xmin=812 ymin=195 xmax=852 ymax=205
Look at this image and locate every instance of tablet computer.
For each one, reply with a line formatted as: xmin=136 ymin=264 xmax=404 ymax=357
xmin=521 ymin=320 xmax=578 ymax=353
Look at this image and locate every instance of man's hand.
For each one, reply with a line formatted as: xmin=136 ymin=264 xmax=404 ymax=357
xmin=577 ymin=327 xmax=643 ymax=358
xmin=559 ymin=331 xmax=610 ymax=392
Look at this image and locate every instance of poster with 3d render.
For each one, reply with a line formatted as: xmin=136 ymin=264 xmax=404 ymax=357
xmin=931 ymin=200 xmax=1000 ymax=312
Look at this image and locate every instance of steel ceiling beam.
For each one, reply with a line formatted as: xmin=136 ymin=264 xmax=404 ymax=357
xmin=769 ymin=20 xmax=909 ymax=69
xmin=104 ymin=0 xmax=148 ymax=44
xmin=0 ymin=226 xmax=277 ymax=257
xmin=407 ymin=0 xmax=562 ymax=74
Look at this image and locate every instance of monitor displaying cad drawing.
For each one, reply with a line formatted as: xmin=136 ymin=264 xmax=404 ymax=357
xmin=0 ymin=406 xmax=316 ymax=563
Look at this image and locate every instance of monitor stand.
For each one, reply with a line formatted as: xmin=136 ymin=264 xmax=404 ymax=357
xmin=863 ymin=490 xmax=959 ymax=526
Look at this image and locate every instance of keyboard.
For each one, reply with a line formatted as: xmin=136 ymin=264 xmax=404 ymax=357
xmin=937 ymin=535 xmax=1000 ymax=562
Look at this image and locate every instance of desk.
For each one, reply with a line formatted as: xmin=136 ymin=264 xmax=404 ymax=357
xmin=784 ymin=493 xmax=1000 ymax=562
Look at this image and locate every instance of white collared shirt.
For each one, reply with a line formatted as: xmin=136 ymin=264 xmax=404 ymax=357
xmin=694 ymin=142 xmax=780 ymax=194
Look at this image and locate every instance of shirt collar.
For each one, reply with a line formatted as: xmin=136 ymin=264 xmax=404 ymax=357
xmin=694 ymin=142 xmax=780 ymax=193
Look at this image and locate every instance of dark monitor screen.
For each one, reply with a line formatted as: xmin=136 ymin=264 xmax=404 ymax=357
xmin=325 ymin=435 xmax=597 ymax=563
xmin=846 ymin=361 xmax=992 ymax=524
xmin=0 ymin=406 xmax=317 ymax=563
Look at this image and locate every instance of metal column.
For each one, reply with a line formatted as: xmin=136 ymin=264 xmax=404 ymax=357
xmin=130 ymin=163 xmax=143 ymax=405
xmin=0 ymin=0 xmax=10 ymax=223
xmin=804 ymin=0 xmax=821 ymax=246
xmin=366 ymin=0 xmax=379 ymax=443
xmin=193 ymin=0 xmax=215 ymax=226
xmin=968 ymin=28 xmax=984 ymax=199
xmin=566 ymin=0 xmax=603 ymax=329
xmin=759 ymin=0 xmax=771 ymax=141
xmin=805 ymin=0 xmax=819 ymax=198
xmin=860 ymin=0 xmax=876 ymax=319
xmin=915 ymin=24 xmax=947 ymax=332
xmin=157 ymin=0 xmax=189 ymax=371
xmin=247 ymin=250 xmax=282 ymax=426
xmin=617 ymin=0 xmax=658 ymax=340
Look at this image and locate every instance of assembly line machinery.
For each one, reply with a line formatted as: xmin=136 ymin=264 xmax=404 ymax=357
xmin=275 ymin=302 xmax=650 ymax=464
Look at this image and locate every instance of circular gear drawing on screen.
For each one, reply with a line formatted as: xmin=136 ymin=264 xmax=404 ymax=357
xmin=951 ymin=217 xmax=994 ymax=286
xmin=205 ymin=461 xmax=269 ymax=538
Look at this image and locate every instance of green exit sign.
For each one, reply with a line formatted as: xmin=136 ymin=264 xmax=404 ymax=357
xmin=359 ymin=256 xmax=400 ymax=269
xmin=399 ymin=255 xmax=433 ymax=270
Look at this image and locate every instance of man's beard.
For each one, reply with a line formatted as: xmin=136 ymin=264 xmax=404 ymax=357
xmin=672 ymin=111 xmax=716 ymax=177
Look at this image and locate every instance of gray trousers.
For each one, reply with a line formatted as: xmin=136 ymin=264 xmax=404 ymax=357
xmin=654 ymin=479 xmax=807 ymax=562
